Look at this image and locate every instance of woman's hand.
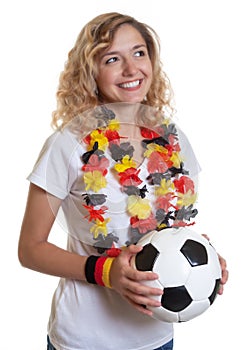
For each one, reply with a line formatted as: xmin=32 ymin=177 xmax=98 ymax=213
xmin=110 ymin=245 xmax=163 ymax=316
xmin=202 ymin=234 xmax=229 ymax=295
xmin=217 ymin=254 xmax=229 ymax=295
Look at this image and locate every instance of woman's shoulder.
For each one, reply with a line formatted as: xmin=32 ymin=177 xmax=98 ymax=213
xmin=38 ymin=127 xmax=87 ymax=162
xmin=45 ymin=127 xmax=81 ymax=148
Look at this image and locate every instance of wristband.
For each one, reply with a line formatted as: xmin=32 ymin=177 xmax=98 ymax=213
xmin=85 ymin=255 xmax=115 ymax=288
xmin=102 ymin=257 xmax=115 ymax=288
xmin=94 ymin=256 xmax=107 ymax=286
xmin=84 ymin=255 xmax=99 ymax=284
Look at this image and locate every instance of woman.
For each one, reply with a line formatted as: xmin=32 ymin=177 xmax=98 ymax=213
xmin=18 ymin=12 xmax=228 ymax=350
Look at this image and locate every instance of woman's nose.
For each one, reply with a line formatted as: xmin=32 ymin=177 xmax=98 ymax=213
xmin=122 ymin=58 xmax=138 ymax=76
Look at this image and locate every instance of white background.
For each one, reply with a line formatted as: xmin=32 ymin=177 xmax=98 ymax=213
xmin=0 ymin=0 xmax=244 ymax=349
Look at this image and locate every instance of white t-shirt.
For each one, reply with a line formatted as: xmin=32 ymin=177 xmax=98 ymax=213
xmin=28 ymin=124 xmax=200 ymax=350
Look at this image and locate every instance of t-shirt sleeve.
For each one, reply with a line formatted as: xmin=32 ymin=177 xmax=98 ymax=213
xmin=27 ymin=129 xmax=80 ymax=199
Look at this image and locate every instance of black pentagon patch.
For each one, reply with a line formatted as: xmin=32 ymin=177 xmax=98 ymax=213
xmin=181 ymin=239 xmax=208 ymax=266
xmin=135 ymin=243 xmax=159 ymax=271
xmin=209 ymin=278 xmax=221 ymax=305
xmin=162 ymin=286 xmax=192 ymax=312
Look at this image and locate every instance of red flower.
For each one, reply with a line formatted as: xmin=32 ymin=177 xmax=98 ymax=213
xmin=174 ymin=176 xmax=195 ymax=194
xmin=82 ymin=154 xmax=109 ymax=175
xmin=106 ymin=247 xmax=122 ymax=257
xmin=104 ymin=129 xmax=121 ymax=142
xmin=130 ymin=214 xmax=157 ymax=234
xmin=168 ymin=135 xmax=181 ymax=152
xmin=83 ymin=205 xmax=108 ymax=222
xmin=83 ymin=134 xmax=91 ymax=144
xmin=164 ymin=144 xmax=174 ymax=156
xmin=118 ymin=168 xmax=142 ymax=186
xmin=140 ymin=127 xmax=160 ymax=139
xmin=147 ymin=152 xmax=172 ymax=173
xmin=156 ymin=193 xmax=178 ymax=212
xmin=173 ymin=221 xmax=195 ymax=227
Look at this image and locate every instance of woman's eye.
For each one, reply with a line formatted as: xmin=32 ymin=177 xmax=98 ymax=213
xmin=134 ymin=50 xmax=145 ymax=57
xmin=106 ymin=56 xmax=118 ymax=64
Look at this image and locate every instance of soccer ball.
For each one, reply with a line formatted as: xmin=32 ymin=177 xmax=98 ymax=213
xmin=131 ymin=227 xmax=221 ymax=323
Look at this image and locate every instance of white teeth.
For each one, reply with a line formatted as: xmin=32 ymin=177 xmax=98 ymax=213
xmin=120 ymin=80 xmax=140 ymax=88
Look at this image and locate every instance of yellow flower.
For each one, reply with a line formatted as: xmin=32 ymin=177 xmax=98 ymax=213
xmin=84 ymin=170 xmax=107 ymax=192
xmin=144 ymin=144 xmax=168 ymax=158
xmin=170 ymin=151 xmax=182 ymax=168
xmin=155 ymin=178 xmax=175 ymax=196
xmin=158 ymin=222 xmax=168 ymax=230
xmin=90 ymin=218 xmax=110 ymax=238
xmin=177 ymin=190 xmax=197 ymax=207
xmin=89 ymin=130 xmax=108 ymax=151
xmin=114 ymin=155 xmax=137 ymax=172
xmin=108 ymin=119 xmax=120 ymax=131
xmin=162 ymin=118 xmax=170 ymax=126
xmin=127 ymin=195 xmax=152 ymax=219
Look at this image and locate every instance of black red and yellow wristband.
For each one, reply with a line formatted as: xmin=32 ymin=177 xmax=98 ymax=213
xmin=85 ymin=255 xmax=115 ymax=288
xmin=85 ymin=248 xmax=121 ymax=288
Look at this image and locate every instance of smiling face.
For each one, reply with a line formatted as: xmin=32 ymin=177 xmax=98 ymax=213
xmin=95 ymin=24 xmax=153 ymax=104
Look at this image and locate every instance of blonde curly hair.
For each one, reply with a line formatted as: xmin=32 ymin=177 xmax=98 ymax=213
xmin=52 ymin=12 xmax=174 ymax=129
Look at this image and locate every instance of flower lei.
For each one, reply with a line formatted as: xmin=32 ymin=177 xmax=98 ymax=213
xmin=81 ymin=106 xmax=198 ymax=253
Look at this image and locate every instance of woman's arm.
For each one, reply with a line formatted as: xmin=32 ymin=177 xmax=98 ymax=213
xmin=18 ymin=183 xmax=162 ymax=316
xmin=18 ymin=183 xmax=87 ymax=280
